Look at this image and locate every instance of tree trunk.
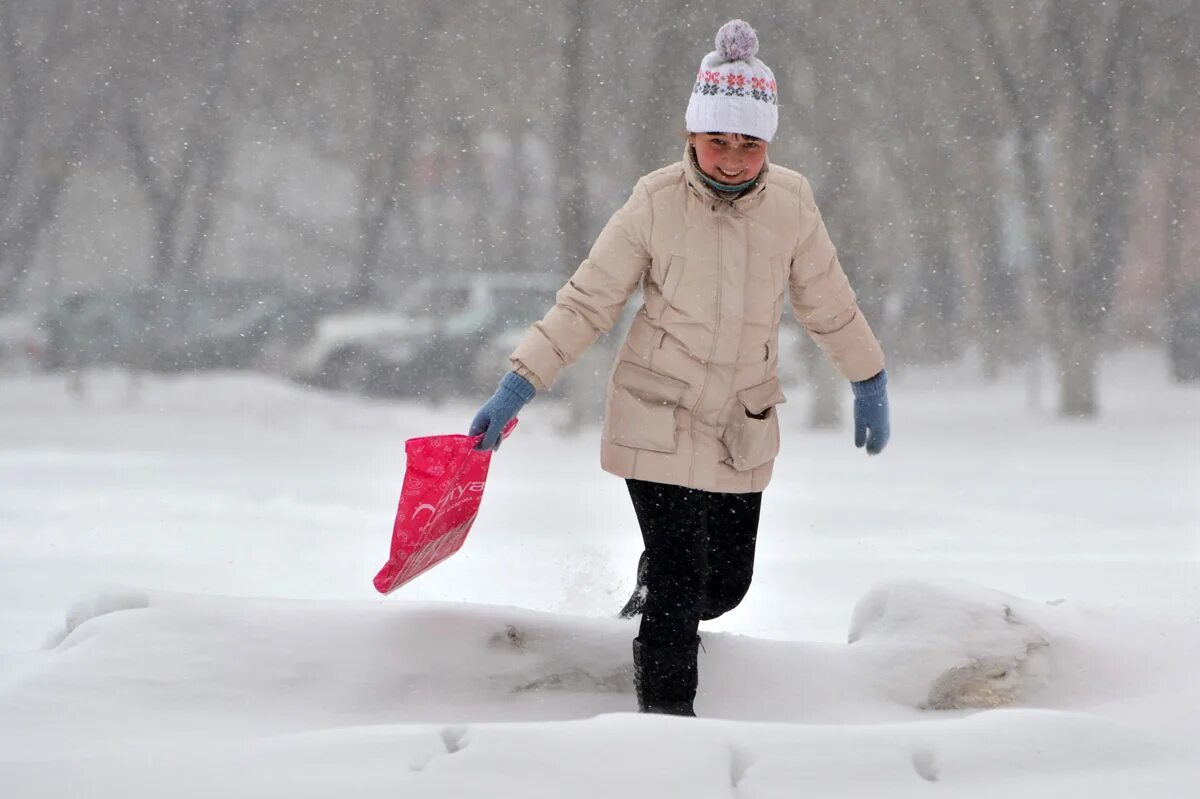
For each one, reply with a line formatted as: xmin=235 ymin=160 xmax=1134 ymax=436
xmin=152 ymin=213 xmax=175 ymax=289
xmin=1055 ymin=327 xmax=1099 ymax=417
xmin=353 ymin=95 xmax=392 ymax=304
xmin=504 ymin=136 xmax=532 ymax=272
xmin=0 ymin=87 xmax=109 ymax=308
xmin=1053 ymin=122 xmax=1125 ymax=418
xmin=353 ymin=30 xmax=426 ymax=301
xmin=975 ymin=189 xmax=1015 ymax=381
xmin=634 ymin=0 xmax=688 ymax=174
xmin=1161 ymin=128 xmax=1185 ymax=308
xmin=555 ymin=0 xmax=588 ymax=275
xmin=1012 ymin=125 xmax=1063 ymax=411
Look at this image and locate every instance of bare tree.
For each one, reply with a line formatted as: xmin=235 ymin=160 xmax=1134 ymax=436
xmin=116 ymin=0 xmax=245 ymax=298
xmin=0 ymin=0 xmax=112 ymax=308
xmin=633 ymin=0 xmax=690 ymax=175
xmin=1045 ymin=0 xmax=1147 ymax=416
xmin=1132 ymin=0 xmax=1198 ymax=379
xmin=555 ymin=0 xmax=590 ymax=277
xmin=890 ymin=2 xmax=1022 ymax=379
xmin=781 ymin=7 xmax=906 ymax=426
xmin=343 ymin=1 xmax=446 ymax=303
xmin=959 ymin=0 xmax=1150 ymax=416
xmin=1 ymin=0 xmax=1188 ymax=407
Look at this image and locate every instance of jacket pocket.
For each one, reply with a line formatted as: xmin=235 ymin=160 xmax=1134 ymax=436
xmin=607 ymin=361 xmax=688 ymax=453
xmin=721 ymin=376 xmax=787 ymax=471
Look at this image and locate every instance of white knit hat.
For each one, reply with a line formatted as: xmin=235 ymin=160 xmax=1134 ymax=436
xmin=685 ymin=20 xmax=779 ymax=142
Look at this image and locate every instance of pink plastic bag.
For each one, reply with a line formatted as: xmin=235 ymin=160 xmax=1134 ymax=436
xmin=373 ymin=420 xmax=516 ymax=594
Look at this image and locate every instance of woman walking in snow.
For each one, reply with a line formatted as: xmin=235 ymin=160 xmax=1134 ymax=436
xmin=469 ymin=20 xmax=890 ymax=716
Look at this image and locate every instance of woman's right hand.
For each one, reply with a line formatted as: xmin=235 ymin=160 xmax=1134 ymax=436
xmin=469 ymin=371 xmax=536 ymax=450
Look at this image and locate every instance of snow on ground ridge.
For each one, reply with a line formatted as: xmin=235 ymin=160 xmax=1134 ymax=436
xmin=3 ymin=581 xmax=1198 ymax=797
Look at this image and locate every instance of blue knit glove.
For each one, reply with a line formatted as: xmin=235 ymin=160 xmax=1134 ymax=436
xmin=851 ymin=369 xmax=890 ymax=456
xmin=469 ymin=371 xmax=536 ymax=451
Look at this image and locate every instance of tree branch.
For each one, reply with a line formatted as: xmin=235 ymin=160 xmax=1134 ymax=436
xmin=967 ymin=0 xmax=1029 ymax=123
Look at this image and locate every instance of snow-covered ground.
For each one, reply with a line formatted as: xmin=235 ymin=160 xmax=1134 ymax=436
xmin=1 ymin=347 xmax=1197 ymax=797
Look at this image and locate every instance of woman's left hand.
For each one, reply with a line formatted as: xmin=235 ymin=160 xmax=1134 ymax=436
xmin=851 ymin=370 xmax=890 ymax=456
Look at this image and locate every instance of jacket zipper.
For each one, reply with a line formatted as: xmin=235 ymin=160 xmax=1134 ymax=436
xmin=689 ymin=204 xmax=723 ymax=486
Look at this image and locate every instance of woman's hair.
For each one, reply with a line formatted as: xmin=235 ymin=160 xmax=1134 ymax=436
xmin=678 ymin=130 xmax=765 ymax=143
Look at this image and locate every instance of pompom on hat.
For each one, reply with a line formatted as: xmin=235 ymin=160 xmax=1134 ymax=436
xmin=685 ymin=20 xmax=779 ymax=142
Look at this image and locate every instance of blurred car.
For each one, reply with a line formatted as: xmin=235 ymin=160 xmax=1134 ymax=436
xmin=289 ymin=272 xmax=561 ymax=399
xmin=1168 ymin=282 xmax=1200 ymax=382
xmin=39 ymin=288 xmax=158 ymax=371
xmin=39 ymin=281 xmax=325 ymax=374
xmin=289 ymin=309 xmax=439 ymax=393
xmin=0 ymin=311 xmax=47 ymax=372
xmin=469 ymin=324 xmax=528 ymax=399
xmin=254 ymin=289 xmax=352 ymax=375
xmin=148 ymin=281 xmax=313 ymax=372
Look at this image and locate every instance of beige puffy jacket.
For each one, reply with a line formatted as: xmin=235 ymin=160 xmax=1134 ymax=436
xmin=511 ymin=144 xmax=885 ymax=493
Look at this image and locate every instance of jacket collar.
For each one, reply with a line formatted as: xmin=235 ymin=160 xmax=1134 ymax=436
xmin=682 ymin=140 xmax=770 ymax=211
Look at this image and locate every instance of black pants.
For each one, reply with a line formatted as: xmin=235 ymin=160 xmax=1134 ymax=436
xmin=626 ymin=478 xmax=762 ymax=648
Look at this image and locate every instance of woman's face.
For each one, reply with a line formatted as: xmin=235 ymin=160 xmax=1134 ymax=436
xmin=691 ymin=132 xmax=767 ymax=184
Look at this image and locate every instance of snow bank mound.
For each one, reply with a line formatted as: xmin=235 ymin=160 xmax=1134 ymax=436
xmin=4 ymin=583 xmax=1198 ymax=798
xmin=13 ymin=580 xmax=1059 ymax=733
xmin=58 ymin=589 xmax=153 ymax=644
xmin=849 ymin=579 xmax=1051 ymax=710
xmin=5 ymin=580 xmax=1196 ymax=743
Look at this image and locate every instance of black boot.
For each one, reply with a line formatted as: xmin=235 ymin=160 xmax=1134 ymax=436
xmin=617 ymin=551 xmax=649 ymax=619
xmin=632 ymin=636 xmax=699 ymax=716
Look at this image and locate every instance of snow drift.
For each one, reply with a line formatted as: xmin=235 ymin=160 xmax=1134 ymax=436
xmin=2 ymin=579 xmax=1198 ymax=798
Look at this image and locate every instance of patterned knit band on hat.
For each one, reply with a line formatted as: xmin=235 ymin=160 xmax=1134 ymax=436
xmin=685 ymin=19 xmax=779 ymax=142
